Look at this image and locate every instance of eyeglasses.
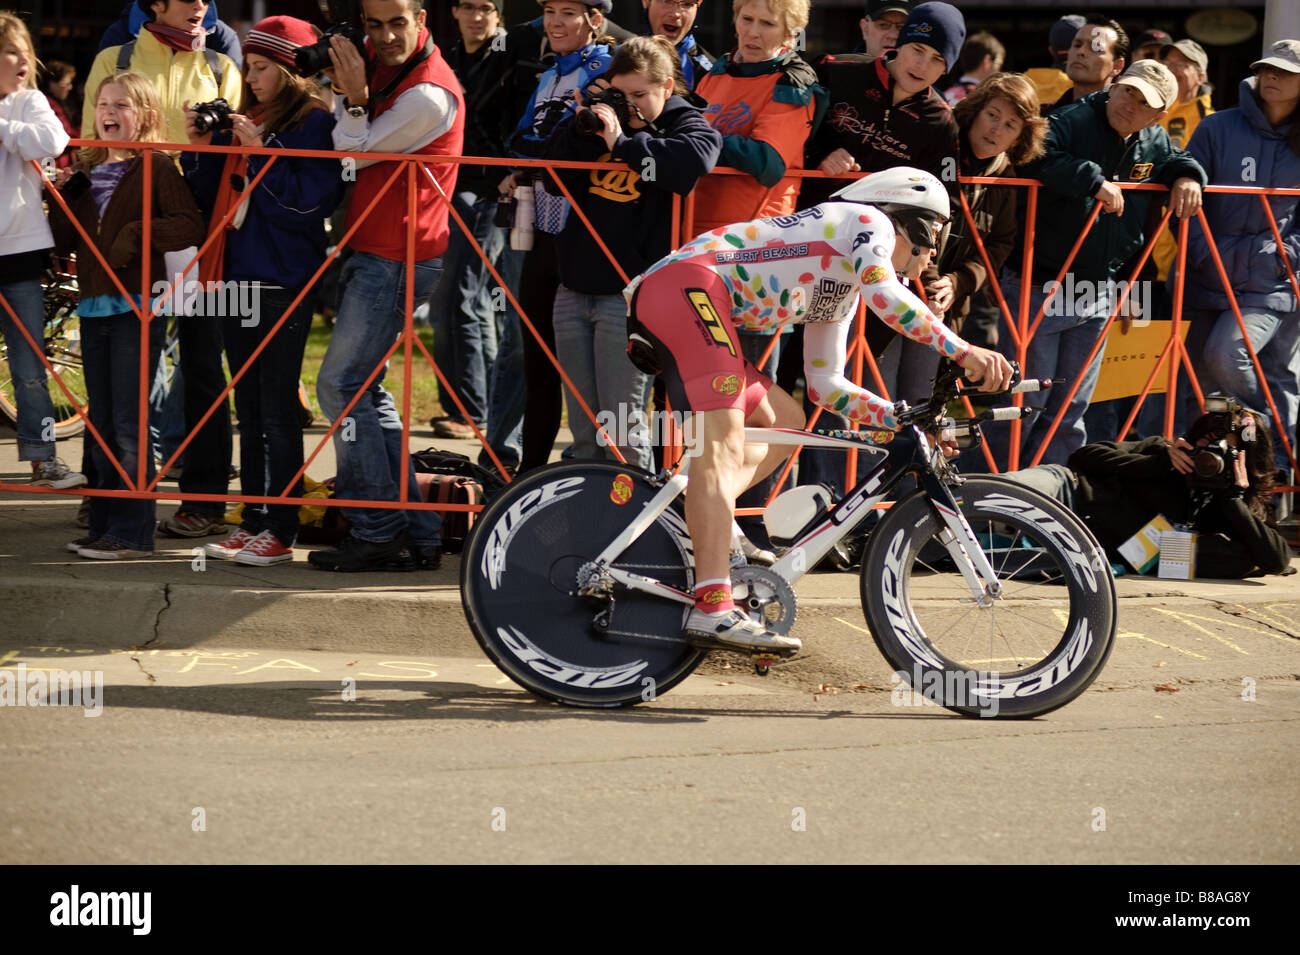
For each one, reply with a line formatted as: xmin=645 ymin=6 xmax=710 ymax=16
xmin=457 ymin=3 xmax=498 ymax=15
xmin=653 ymin=0 xmax=701 ymax=11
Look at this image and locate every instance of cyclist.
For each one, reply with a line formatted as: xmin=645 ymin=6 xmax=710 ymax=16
xmin=624 ymin=165 xmax=1014 ymax=653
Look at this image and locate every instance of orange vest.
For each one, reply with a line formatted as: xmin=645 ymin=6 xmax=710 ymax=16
xmin=347 ymin=32 xmax=465 ymax=261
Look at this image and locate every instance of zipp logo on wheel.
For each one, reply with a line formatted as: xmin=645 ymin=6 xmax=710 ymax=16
xmin=686 ymin=289 xmax=737 ymax=357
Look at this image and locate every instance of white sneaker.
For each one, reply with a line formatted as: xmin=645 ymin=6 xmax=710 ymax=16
xmin=684 ymin=608 xmax=801 ymax=653
xmin=31 ymin=458 xmax=87 ymax=490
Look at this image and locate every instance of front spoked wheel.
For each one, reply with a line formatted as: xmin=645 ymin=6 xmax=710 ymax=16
xmin=460 ymin=461 xmax=702 ymax=708
xmin=861 ymin=476 xmax=1116 ymax=718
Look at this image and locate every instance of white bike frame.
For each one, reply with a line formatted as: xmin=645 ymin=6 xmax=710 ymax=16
xmin=585 ymin=426 xmax=1004 ymax=607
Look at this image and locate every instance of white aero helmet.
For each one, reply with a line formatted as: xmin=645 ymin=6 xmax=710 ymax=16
xmin=831 ymin=167 xmax=950 ymax=249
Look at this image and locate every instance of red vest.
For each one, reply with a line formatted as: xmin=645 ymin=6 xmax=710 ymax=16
xmin=347 ymin=31 xmax=465 ymax=261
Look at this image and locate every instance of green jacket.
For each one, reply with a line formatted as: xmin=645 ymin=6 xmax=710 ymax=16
xmin=1020 ymin=89 xmax=1207 ymax=283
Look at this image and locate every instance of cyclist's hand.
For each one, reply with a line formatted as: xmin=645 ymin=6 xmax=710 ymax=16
xmin=958 ymin=345 xmax=1014 ymax=393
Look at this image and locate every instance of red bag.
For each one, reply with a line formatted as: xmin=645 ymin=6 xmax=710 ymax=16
xmin=414 ymin=472 xmax=483 ymax=553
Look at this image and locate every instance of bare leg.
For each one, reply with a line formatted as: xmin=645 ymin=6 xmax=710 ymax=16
xmin=685 ymin=385 xmax=805 ymax=584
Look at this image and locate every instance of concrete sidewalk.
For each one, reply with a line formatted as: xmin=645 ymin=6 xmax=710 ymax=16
xmin=1 ymin=420 xmax=1297 ymax=658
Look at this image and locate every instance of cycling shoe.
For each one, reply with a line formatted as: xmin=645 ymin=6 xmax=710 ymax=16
xmin=684 ymin=608 xmax=801 ymax=654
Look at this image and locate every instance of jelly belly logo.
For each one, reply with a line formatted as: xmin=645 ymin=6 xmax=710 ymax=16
xmin=701 ymin=589 xmax=729 ymax=606
xmin=610 ymin=473 xmax=634 ymax=505
xmin=711 ymin=373 xmax=741 ymax=396
xmin=861 ymin=265 xmax=890 ymax=284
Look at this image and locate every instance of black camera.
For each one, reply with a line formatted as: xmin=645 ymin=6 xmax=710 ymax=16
xmin=192 ymin=98 xmax=233 ymax=134
xmin=575 ymin=87 xmax=633 ymax=136
xmin=1187 ymin=393 xmax=1250 ymax=492
xmin=295 ymin=0 xmax=367 ymax=75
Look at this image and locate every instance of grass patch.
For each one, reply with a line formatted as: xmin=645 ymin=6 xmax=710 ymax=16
xmin=299 ymin=315 xmax=447 ymax=426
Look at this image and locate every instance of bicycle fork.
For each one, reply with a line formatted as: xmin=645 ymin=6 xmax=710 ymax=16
xmin=923 ymin=472 xmax=1003 ymax=606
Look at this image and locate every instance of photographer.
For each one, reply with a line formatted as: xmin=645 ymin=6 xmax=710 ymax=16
xmin=308 ymin=0 xmax=465 ymax=573
xmin=544 ymin=34 xmax=721 ymax=470
xmin=181 ymin=15 xmax=345 ymax=565
xmin=1001 ymin=398 xmax=1293 ymax=578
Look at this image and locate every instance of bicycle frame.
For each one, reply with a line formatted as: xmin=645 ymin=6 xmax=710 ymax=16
xmin=583 ymin=425 xmax=1004 ymax=608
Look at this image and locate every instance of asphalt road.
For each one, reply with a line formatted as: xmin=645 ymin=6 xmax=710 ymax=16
xmin=3 ymin=607 xmax=1296 ymax=864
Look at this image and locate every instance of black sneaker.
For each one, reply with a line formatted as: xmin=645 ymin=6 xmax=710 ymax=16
xmin=414 ymin=545 xmax=442 ymax=571
xmin=307 ymin=534 xmax=416 ymax=572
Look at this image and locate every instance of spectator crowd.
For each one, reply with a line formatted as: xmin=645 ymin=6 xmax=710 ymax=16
xmin=0 ymin=0 xmax=1295 ymax=578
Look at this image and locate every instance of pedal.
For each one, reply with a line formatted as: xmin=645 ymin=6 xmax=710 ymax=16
xmin=752 ymin=654 xmax=776 ymax=676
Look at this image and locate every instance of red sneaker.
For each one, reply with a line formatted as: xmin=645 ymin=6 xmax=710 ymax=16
xmin=205 ymin=528 xmax=258 ymax=560
xmin=233 ymin=530 xmax=294 ymax=566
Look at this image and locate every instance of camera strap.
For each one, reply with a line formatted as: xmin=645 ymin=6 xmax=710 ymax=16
xmin=367 ymin=35 xmax=435 ymax=116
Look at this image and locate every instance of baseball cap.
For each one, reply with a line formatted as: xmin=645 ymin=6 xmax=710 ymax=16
xmin=1115 ymin=59 xmax=1178 ymax=110
xmin=1135 ymin=28 xmax=1173 ymax=50
xmin=1160 ymin=38 xmax=1208 ymax=73
xmin=866 ymin=0 xmax=914 ymax=19
xmin=1251 ymin=39 xmax=1300 ymax=74
xmin=1048 ymin=14 xmax=1085 ymax=53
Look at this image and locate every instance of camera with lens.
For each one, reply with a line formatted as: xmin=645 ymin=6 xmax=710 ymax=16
xmin=575 ymin=87 xmax=633 ymax=136
xmin=294 ymin=0 xmax=367 ymax=75
xmin=192 ymin=98 xmax=234 ymax=134
xmin=1188 ymin=393 xmax=1250 ymax=492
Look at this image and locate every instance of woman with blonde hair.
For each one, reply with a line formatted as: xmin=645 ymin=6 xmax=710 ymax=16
xmin=181 ymin=15 xmax=344 ymax=566
xmin=0 ymin=11 xmax=84 ymax=490
xmin=50 ymin=70 xmax=205 ymax=557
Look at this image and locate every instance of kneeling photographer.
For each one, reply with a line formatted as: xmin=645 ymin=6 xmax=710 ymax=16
xmin=541 ymin=35 xmax=721 ymax=471
xmin=1001 ymin=394 xmax=1294 ymax=578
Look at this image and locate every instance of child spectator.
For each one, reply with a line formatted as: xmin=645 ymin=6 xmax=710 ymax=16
xmin=49 ymin=72 xmax=204 ymax=558
xmin=943 ymin=31 xmax=1004 ymax=105
xmin=0 ymin=11 xmax=84 ymax=490
xmin=505 ymin=0 xmax=615 ymax=473
xmin=38 ymin=60 xmax=78 ymax=173
xmin=182 ymin=15 xmax=344 ymax=566
xmin=545 ymin=35 xmax=721 ymax=470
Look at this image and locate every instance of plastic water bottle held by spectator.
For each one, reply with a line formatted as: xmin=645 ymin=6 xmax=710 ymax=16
xmin=511 ymin=185 xmax=534 ymax=251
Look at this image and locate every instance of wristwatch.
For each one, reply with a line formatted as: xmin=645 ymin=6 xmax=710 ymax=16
xmin=346 ymin=103 xmax=365 ymax=119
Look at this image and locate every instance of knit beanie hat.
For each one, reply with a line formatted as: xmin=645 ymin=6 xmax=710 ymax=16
xmin=896 ymin=2 xmax=966 ymax=72
xmin=243 ymin=15 xmax=320 ymax=72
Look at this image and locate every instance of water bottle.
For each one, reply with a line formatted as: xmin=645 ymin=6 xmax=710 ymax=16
xmin=511 ymin=184 xmax=534 ymax=251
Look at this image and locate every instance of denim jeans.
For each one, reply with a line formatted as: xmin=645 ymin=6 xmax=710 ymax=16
xmin=0 ymin=277 xmax=57 ymax=461
xmin=992 ymin=269 xmax=1112 ymax=468
xmin=81 ymin=313 xmax=165 ymax=550
xmin=552 ymin=285 xmax=652 ymax=472
xmin=223 ymin=285 xmax=314 ymax=546
xmin=316 ymin=251 xmax=442 ymax=546
xmin=1202 ymin=306 xmax=1300 ymax=471
xmin=480 ymin=301 xmax=525 ymax=472
xmin=430 ymin=191 xmax=507 ymax=426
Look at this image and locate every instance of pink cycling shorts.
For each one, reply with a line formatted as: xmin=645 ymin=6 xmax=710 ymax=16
xmin=628 ymin=262 xmax=772 ymax=416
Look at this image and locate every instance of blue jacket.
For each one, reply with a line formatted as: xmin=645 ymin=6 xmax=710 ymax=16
xmin=1181 ymin=76 xmax=1300 ymax=313
xmin=181 ymin=108 xmax=344 ymax=289
xmin=1020 ymin=89 xmax=1207 ymax=282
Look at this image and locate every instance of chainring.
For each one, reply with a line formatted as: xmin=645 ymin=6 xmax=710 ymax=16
xmin=730 ymin=565 xmax=798 ymax=635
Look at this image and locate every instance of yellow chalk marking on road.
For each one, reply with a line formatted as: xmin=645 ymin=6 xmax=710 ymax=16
xmin=1152 ymin=608 xmax=1248 ymax=654
xmin=179 ymin=654 xmax=242 ymax=674
xmin=835 ymin=616 xmax=872 ymax=635
xmin=0 ymin=650 xmax=19 ymax=667
xmin=1116 ymin=630 xmax=1208 ymax=659
xmin=234 ymin=657 xmax=322 ymax=676
xmin=1237 ymin=603 xmax=1300 ymax=639
xmin=358 ymin=661 xmax=439 ymax=679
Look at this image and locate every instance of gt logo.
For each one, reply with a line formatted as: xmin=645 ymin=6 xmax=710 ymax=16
xmin=687 ymin=289 xmax=737 ymax=357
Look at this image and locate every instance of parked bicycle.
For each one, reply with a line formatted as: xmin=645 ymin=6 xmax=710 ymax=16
xmin=461 ymin=362 xmax=1118 ymax=717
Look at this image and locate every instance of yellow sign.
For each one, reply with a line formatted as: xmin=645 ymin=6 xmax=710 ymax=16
xmin=1091 ymin=321 xmax=1190 ymax=403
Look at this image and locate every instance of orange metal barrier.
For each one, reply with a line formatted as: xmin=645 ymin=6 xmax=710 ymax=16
xmin=2 ymin=147 xmax=1297 ymax=529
